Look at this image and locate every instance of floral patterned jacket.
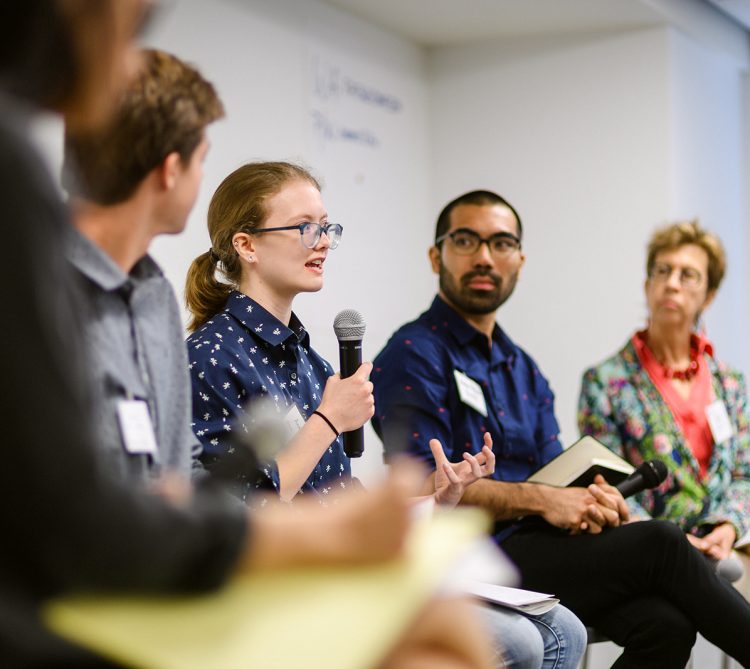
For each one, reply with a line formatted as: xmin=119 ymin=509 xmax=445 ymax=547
xmin=578 ymin=338 xmax=750 ymax=539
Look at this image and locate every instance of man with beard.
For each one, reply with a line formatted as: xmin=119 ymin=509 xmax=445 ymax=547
xmin=371 ymin=190 xmax=750 ymax=669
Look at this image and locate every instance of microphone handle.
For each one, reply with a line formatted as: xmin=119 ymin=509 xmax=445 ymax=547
xmin=339 ymin=340 xmax=362 ymax=379
xmin=615 ymin=475 xmax=644 ymax=499
xmin=339 ymin=339 xmax=364 ymax=458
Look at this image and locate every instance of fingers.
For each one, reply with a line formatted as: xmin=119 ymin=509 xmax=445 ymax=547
xmin=441 ymin=462 xmax=461 ymax=485
xmin=588 ymin=482 xmax=629 ymax=523
xmin=706 ymin=545 xmax=724 ymax=561
xmin=592 ymin=473 xmax=611 ymax=487
xmin=592 ymin=474 xmax=621 ymax=497
xmin=321 ymin=363 xmax=375 ymax=431
xmin=582 ymin=502 xmax=610 ymax=529
xmin=463 ymin=433 xmax=495 ymax=477
xmin=429 ymin=438 xmax=449 ymax=468
xmin=701 ymin=527 xmax=735 ymax=560
xmin=585 ymin=488 xmax=622 ymax=529
xmin=583 ymin=512 xmax=603 ymax=534
xmin=592 ymin=475 xmax=628 ymax=518
xmin=685 ymin=533 xmax=709 ymax=553
xmin=353 ymin=361 xmax=373 ymax=380
xmin=461 ymin=452 xmax=483 ymax=480
xmin=482 ymin=443 xmax=496 ymax=474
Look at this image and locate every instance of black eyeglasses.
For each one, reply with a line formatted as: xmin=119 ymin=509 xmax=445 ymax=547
xmin=251 ymin=222 xmax=343 ymax=249
xmin=435 ymin=229 xmax=521 ymax=257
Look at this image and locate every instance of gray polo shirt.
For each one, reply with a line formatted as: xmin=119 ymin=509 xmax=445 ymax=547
xmin=66 ymin=226 xmax=201 ymax=484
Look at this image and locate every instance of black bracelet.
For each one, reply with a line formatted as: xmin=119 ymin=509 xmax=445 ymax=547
xmin=312 ymin=410 xmax=339 ymax=438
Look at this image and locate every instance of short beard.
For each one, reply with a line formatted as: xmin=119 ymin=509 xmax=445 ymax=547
xmin=439 ymin=265 xmax=518 ymax=315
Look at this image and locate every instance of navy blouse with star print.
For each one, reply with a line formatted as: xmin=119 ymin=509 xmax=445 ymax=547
xmin=187 ymin=291 xmax=350 ymax=500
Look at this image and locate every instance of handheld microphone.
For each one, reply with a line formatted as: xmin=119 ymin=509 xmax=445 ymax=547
xmin=615 ymin=459 xmax=668 ymax=498
xmin=716 ymin=555 xmax=744 ymax=583
xmin=333 ymin=309 xmax=366 ymax=458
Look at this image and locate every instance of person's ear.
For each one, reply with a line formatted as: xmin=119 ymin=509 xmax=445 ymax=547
xmin=157 ymin=152 xmax=182 ymax=191
xmin=232 ymin=231 xmax=257 ymax=264
xmin=429 ymin=245 xmax=441 ymax=275
xmin=517 ymin=250 xmax=526 ymax=274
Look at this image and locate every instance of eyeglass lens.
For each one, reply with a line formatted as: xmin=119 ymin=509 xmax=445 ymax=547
xmin=301 ymin=223 xmax=342 ymax=249
xmin=651 ymin=263 xmax=702 ymax=286
xmin=450 ymin=230 xmax=519 ymax=255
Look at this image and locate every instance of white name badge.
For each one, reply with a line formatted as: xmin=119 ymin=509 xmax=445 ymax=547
xmin=117 ymin=399 xmax=158 ymax=455
xmin=706 ymin=400 xmax=733 ymax=445
xmin=284 ymin=404 xmax=305 ymax=440
xmin=454 ymin=370 xmax=488 ymax=417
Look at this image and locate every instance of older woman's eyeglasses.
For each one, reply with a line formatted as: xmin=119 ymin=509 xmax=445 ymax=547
xmin=649 ymin=262 xmax=703 ymax=288
xmin=251 ymin=222 xmax=343 ymax=249
xmin=435 ymin=229 xmax=521 ymax=257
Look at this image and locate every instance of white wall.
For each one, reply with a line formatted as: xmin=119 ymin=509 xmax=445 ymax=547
xmin=144 ymin=0 xmax=433 ymax=482
xmin=429 ymin=27 xmax=673 ymax=447
xmin=668 ymin=27 xmax=750 ymax=373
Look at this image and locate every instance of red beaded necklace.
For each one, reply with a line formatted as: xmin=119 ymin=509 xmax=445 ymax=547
xmin=661 ymin=355 xmax=700 ymax=381
xmin=635 ymin=330 xmax=705 ymax=382
xmin=654 ymin=336 xmax=704 ymax=381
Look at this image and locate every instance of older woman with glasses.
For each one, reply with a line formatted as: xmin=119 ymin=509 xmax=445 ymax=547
xmin=578 ymin=220 xmax=750 ymax=592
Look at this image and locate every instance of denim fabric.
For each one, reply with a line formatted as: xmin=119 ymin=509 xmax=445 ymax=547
xmin=477 ymin=602 xmax=586 ymax=669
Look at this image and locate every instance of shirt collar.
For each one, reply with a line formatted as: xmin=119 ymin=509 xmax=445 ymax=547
xmin=632 ymin=329 xmax=715 ymax=360
xmin=65 ymin=224 xmax=162 ymax=292
xmin=224 ymin=290 xmax=309 ymax=348
xmin=429 ymin=295 xmax=516 ymax=363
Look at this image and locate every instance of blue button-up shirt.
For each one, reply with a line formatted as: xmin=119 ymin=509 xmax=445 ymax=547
xmin=372 ymin=296 xmax=562 ymax=535
xmin=187 ymin=291 xmax=350 ymax=500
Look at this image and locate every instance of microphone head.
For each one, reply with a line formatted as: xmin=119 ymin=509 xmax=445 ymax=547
xmin=333 ymin=309 xmax=366 ymax=341
xmin=638 ymin=459 xmax=668 ymax=488
xmin=716 ymin=555 xmax=745 ymax=583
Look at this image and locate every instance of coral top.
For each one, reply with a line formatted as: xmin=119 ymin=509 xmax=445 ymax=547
xmin=632 ymin=330 xmax=714 ymax=478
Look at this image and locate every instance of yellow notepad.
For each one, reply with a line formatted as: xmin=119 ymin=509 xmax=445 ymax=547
xmin=45 ymin=508 xmax=489 ymax=669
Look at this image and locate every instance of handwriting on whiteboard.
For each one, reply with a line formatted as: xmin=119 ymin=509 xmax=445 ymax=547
xmin=311 ymin=110 xmax=379 ymax=147
xmin=310 ymin=55 xmax=402 ymax=149
xmin=313 ymin=63 xmax=402 ymax=112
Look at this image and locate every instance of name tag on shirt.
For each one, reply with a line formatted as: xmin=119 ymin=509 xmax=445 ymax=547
xmin=284 ymin=404 xmax=305 ymax=440
xmin=706 ymin=400 xmax=733 ymax=445
xmin=454 ymin=370 xmax=488 ymax=417
xmin=117 ymin=399 xmax=158 ymax=455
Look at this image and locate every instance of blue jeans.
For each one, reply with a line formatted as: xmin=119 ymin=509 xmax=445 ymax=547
xmin=477 ymin=602 xmax=587 ymax=669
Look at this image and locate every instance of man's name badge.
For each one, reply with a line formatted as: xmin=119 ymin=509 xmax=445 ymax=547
xmin=117 ymin=399 xmax=158 ymax=455
xmin=454 ymin=369 xmax=488 ymax=417
xmin=706 ymin=399 xmax=733 ymax=445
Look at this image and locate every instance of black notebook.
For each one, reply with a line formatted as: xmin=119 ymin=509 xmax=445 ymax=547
xmin=526 ymin=436 xmax=634 ymax=488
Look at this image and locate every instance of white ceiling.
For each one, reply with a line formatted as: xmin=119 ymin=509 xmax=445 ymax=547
xmin=707 ymin=0 xmax=750 ymax=26
xmin=318 ymin=0 xmax=750 ymax=47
